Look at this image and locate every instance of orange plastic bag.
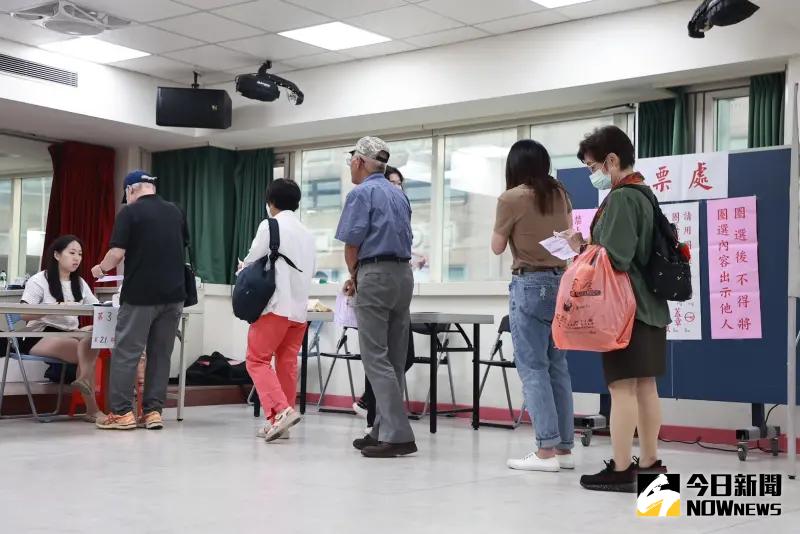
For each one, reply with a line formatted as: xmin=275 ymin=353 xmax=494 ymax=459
xmin=552 ymin=245 xmax=636 ymax=352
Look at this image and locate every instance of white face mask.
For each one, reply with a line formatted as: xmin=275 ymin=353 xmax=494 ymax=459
xmin=589 ymin=168 xmax=612 ymax=190
xmin=589 ymin=158 xmax=612 ymax=190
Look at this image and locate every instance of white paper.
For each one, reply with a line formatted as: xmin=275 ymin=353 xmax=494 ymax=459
xmin=91 ymin=306 xmax=118 ymax=348
xmin=596 ymin=151 xmax=729 ymax=205
xmin=638 ymin=155 xmax=684 ymax=204
xmin=539 ymin=236 xmax=578 ymax=261
xmin=334 ymin=293 xmax=358 ymax=329
xmin=96 ymin=275 xmax=124 ymax=283
xmin=660 ymin=202 xmax=702 ymax=340
xmin=682 ymin=151 xmax=729 ymax=201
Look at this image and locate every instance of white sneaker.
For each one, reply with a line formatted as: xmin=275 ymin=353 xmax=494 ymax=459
xmin=557 ymin=454 xmax=575 ymax=470
xmin=352 ymin=402 xmax=368 ymax=419
xmin=507 ymin=452 xmax=560 ymax=472
xmin=365 ymin=426 xmax=373 ymax=436
xmin=265 ymin=407 xmax=301 ymax=443
xmin=257 ymin=426 xmax=289 ymax=439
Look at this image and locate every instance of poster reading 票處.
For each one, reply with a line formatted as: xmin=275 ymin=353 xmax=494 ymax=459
xmin=660 ymin=202 xmax=702 ymax=340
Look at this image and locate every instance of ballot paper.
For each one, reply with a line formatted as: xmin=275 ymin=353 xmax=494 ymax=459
xmin=96 ymin=275 xmax=124 ymax=283
xmin=334 ymin=292 xmax=358 ymax=328
xmin=539 ymin=236 xmax=578 ymax=261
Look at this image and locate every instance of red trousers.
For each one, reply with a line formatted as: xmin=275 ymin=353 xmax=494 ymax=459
xmin=245 ymin=313 xmax=307 ymax=421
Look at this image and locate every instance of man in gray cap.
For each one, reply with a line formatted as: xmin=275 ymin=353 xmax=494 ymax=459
xmin=336 ymin=136 xmax=416 ymax=457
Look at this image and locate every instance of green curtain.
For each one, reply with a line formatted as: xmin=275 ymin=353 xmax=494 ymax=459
xmin=638 ymin=99 xmax=675 ymax=158
xmin=152 ymin=146 xmax=237 ymax=284
xmin=639 ymin=89 xmax=691 ymax=158
xmin=671 ymin=89 xmax=690 ymax=156
xmin=232 ymin=148 xmax=274 ymax=264
xmin=749 ymin=72 xmax=785 ymax=148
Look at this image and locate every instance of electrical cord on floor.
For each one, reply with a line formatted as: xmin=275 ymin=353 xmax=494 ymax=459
xmin=658 ymin=435 xmax=740 ymax=454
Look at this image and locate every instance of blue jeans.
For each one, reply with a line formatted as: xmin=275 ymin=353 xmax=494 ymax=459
xmin=510 ymin=271 xmax=574 ymax=450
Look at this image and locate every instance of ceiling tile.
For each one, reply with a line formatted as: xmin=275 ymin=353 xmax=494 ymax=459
xmin=110 ymin=55 xmax=198 ymax=82
xmin=220 ymin=34 xmax=324 ymax=60
xmin=477 ymin=9 xmax=568 ymax=34
xmin=164 ymin=44 xmax=260 ymax=70
xmin=96 ymin=25 xmax=204 ymax=53
xmin=284 ymin=52 xmax=350 ymax=69
xmin=346 ymin=4 xmax=463 ymax=39
xmin=77 ymin=0 xmax=196 ymax=23
xmin=418 ymin=0 xmax=543 ymax=25
xmin=213 ymin=0 xmax=330 ymax=32
xmin=405 ymin=26 xmax=489 ymax=47
xmin=229 ymin=61 xmax=295 ymax=75
xmin=174 ymin=0 xmax=252 ymax=8
xmin=282 ymin=0 xmax=407 ymax=19
xmin=0 ymin=17 xmax=68 ymax=47
xmin=151 ymin=12 xmax=263 ymax=42
xmin=550 ymin=0 xmax=659 ymax=19
xmin=343 ymin=40 xmax=416 ymax=59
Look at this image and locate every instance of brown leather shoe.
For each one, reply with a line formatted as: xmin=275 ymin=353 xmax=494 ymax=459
xmin=353 ymin=434 xmax=380 ymax=450
xmin=361 ymin=441 xmax=417 ymax=458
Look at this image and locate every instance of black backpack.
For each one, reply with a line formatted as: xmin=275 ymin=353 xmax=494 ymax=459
xmin=232 ymin=218 xmax=301 ymax=324
xmin=618 ymin=185 xmax=692 ymax=302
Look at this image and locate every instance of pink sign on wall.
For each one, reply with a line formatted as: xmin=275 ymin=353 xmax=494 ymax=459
xmin=572 ymin=208 xmax=598 ymax=240
xmin=706 ymin=196 xmax=762 ymax=339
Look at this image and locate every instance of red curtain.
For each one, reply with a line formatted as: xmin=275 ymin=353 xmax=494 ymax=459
xmin=45 ymin=141 xmax=116 ymax=287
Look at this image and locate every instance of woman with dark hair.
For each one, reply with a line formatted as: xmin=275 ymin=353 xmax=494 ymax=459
xmin=492 ymin=139 xmax=575 ymax=472
xmin=19 ymin=235 xmax=102 ymax=420
xmin=574 ymin=125 xmax=669 ymax=493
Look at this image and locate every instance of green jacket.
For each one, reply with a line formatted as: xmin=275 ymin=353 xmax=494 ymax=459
xmin=591 ymin=186 xmax=671 ymax=328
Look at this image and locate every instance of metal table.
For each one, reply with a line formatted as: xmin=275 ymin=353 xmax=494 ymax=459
xmin=407 ymin=313 xmax=494 ymax=433
xmin=0 ymin=303 xmax=202 ymax=421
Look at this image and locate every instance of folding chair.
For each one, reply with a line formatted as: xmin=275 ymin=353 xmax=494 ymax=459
xmin=478 ymin=315 xmax=525 ymax=429
xmin=408 ymin=323 xmax=458 ymax=419
xmin=0 ymin=313 xmax=69 ymax=422
xmin=317 ymin=326 xmax=361 ymax=411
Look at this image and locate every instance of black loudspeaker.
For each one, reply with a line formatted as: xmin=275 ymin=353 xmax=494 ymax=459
xmin=156 ymin=87 xmax=232 ymax=129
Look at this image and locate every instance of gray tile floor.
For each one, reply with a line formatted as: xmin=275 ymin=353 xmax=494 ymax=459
xmin=1 ymin=405 xmax=797 ymax=534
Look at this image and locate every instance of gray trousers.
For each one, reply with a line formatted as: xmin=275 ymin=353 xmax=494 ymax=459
xmin=110 ymin=302 xmax=183 ymax=415
xmin=355 ymin=262 xmax=415 ymax=444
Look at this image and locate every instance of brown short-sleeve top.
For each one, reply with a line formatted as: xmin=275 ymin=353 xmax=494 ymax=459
xmin=493 ymin=185 xmax=572 ymax=270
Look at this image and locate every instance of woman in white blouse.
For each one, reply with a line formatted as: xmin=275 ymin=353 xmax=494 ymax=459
xmin=19 ymin=235 xmax=102 ymax=421
xmin=238 ymin=179 xmax=316 ymax=442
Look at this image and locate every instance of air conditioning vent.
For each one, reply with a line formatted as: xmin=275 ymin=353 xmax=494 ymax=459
xmin=0 ymin=54 xmax=78 ymax=87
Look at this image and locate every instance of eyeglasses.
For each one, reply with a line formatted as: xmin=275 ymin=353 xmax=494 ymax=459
xmin=346 ymin=153 xmax=362 ymax=166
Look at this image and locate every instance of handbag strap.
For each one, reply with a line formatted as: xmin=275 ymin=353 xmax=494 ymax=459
xmin=266 ymin=218 xmax=302 ymax=272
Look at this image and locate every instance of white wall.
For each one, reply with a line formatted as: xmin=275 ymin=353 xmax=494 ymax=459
xmin=198 ymin=285 xmax=800 ymax=434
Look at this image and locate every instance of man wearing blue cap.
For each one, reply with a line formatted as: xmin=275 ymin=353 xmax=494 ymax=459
xmin=91 ymin=170 xmax=188 ymax=430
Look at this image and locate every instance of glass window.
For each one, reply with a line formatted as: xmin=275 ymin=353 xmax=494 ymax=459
xmin=443 ymin=128 xmax=517 ymax=282
xmin=387 ymin=138 xmax=433 ymax=282
xmin=300 ymin=147 xmax=351 ymax=283
xmin=531 ymin=116 xmax=615 ymax=170
xmin=715 ymin=96 xmax=749 ymax=151
xmin=0 ymin=179 xmax=13 ymax=275
xmin=18 ymin=176 xmax=51 ymax=276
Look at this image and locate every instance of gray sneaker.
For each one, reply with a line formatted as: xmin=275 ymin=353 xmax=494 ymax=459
xmin=265 ymin=408 xmax=301 ymax=442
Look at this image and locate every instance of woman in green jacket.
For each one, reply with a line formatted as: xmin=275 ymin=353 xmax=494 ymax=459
xmin=575 ymin=126 xmax=670 ymax=493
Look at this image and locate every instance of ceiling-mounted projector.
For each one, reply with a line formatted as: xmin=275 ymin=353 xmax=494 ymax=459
xmin=688 ymin=0 xmax=760 ymax=38
xmin=8 ymin=1 xmax=130 ymax=36
xmin=235 ymin=61 xmax=304 ymax=105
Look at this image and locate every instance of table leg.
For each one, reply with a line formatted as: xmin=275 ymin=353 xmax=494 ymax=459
xmin=253 ymin=391 xmax=260 ymax=418
xmin=177 ymin=315 xmax=187 ymax=422
xmin=472 ymin=323 xmax=480 ymax=430
xmin=300 ymin=323 xmax=309 ymax=414
xmin=429 ymin=327 xmax=437 ymax=434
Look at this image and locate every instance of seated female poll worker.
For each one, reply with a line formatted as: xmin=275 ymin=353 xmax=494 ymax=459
xmin=574 ymin=126 xmax=670 ymax=493
xmin=18 ymin=235 xmax=102 ymax=421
